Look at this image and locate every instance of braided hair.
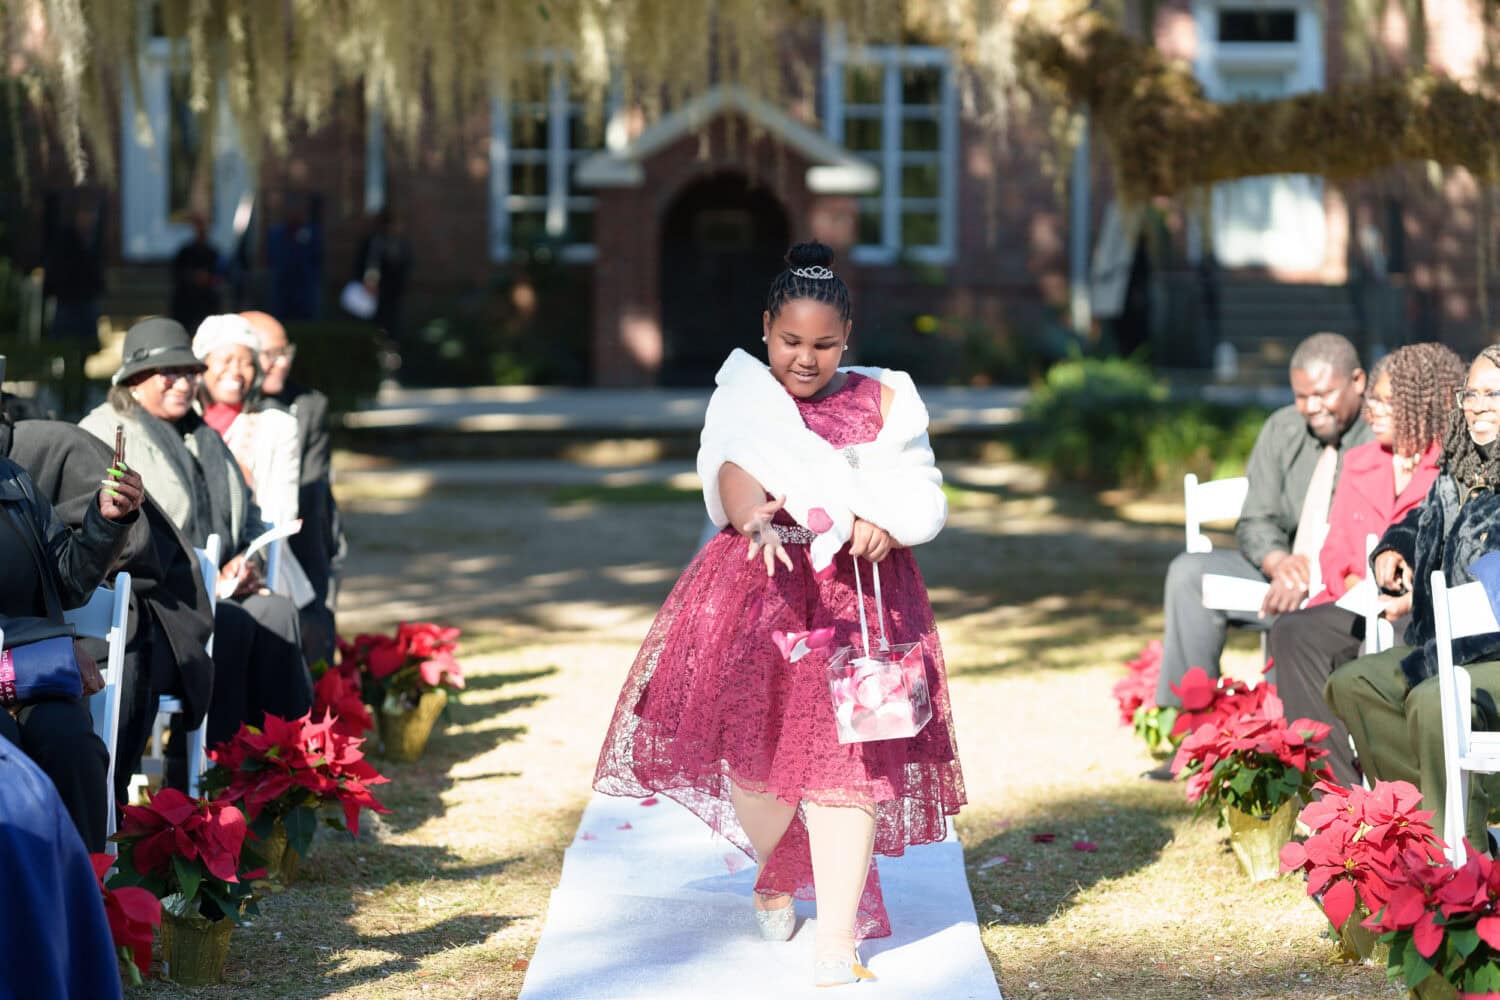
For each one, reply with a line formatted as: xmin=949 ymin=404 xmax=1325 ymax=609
xmin=765 ymin=242 xmax=852 ymax=322
xmin=1375 ymin=342 xmax=1465 ymax=458
xmin=1442 ymin=345 xmax=1500 ymax=489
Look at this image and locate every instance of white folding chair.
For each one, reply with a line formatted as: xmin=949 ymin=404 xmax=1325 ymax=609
xmin=1188 ymin=473 xmax=1268 ymax=659
xmin=68 ymin=573 xmax=132 ymax=851
xmin=1432 ymin=570 xmax=1500 ymax=865
xmin=135 ymin=535 xmax=218 ymax=800
xmin=1362 ymin=533 xmax=1396 ymax=656
xmin=265 ymin=532 xmax=285 ymax=596
xmin=1184 ymin=473 xmax=1250 ymax=555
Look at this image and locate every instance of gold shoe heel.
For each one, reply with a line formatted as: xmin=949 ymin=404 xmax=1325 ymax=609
xmin=814 ymin=953 xmax=876 ymax=987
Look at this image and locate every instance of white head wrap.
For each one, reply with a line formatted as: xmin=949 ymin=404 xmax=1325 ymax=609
xmin=192 ymin=314 xmax=263 ymax=362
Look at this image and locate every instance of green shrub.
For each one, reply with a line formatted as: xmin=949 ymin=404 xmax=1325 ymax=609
xmin=1017 ymin=357 xmax=1268 ymax=488
xmin=399 ymin=246 xmax=591 ymax=388
xmin=281 ymin=320 xmax=385 ymax=413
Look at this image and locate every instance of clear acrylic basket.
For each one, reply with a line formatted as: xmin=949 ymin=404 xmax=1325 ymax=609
xmin=826 ymin=556 xmax=933 ymax=744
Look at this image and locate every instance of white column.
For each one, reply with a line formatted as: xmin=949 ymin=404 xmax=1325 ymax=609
xmin=1069 ymin=112 xmax=1092 ymax=334
xmin=364 ymin=99 xmax=386 ymax=214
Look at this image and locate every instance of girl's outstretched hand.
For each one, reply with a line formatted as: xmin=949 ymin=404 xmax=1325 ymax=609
xmin=743 ymin=495 xmax=795 ymax=578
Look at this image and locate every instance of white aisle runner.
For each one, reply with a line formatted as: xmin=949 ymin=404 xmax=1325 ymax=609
xmin=519 ymin=792 xmax=1002 ymax=999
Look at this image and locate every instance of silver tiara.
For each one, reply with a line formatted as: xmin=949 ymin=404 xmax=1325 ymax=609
xmin=790 ymin=265 xmax=834 ymax=280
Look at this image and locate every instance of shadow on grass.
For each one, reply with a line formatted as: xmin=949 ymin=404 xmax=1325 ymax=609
xmin=370 ymin=671 xmax=546 ymax=836
xmin=965 ymin=786 xmax=1179 ymax=928
xmin=995 ymin=935 xmax=1387 ymax=1000
xmin=128 ymin=844 xmax=522 ymax=999
xmin=462 ymin=666 xmax=561 ymax=692
xmin=307 ymin=841 xmax=523 ymax=888
xmin=339 ymin=469 xmax=1191 ymax=646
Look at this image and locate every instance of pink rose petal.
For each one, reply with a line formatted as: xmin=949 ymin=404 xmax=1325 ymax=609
xmin=807 ymin=508 xmax=834 ymax=534
xmin=806 ymin=627 xmax=835 ymax=651
xmin=580 ymin=832 xmax=598 ymax=841
xmin=640 ymin=797 xmax=659 ymax=807
xmin=1072 ymin=841 xmax=1098 ymax=853
xmin=1032 ymin=833 xmax=1056 ymax=843
xmin=617 ymin=822 xmax=633 ymax=830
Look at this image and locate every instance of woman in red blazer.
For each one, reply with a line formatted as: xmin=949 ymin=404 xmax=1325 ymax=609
xmin=1267 ymin=342 xmax=1465 ymax=786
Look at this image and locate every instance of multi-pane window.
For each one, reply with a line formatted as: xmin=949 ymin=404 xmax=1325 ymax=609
xmin=490 ymin=61 xmax=608 ymax=262
xmin=824 ymin=41 xmax=956 ymax=264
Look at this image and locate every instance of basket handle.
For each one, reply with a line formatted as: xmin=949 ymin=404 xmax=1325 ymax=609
xmin=851 ymin=555 xmax=891 ymax=656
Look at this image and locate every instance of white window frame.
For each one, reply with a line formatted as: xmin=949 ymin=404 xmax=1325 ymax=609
xmin=120 ymin=34 xmax=249 ymax=262
xmin=1188 ymin=0 xmax=1325 ymax=269
xmin=822 ymin=31 xmax=958 ymax=266
xmin=489 ymin=57 xmax=615 ymax=264
xmin=1193 ymin=2 xmax=1323 ymax=99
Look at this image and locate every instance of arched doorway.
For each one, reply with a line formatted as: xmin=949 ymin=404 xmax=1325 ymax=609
xmin=659 ymin=173 xmax=790 ymax=386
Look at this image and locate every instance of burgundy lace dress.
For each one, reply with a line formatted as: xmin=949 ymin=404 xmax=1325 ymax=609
xmin=593 ymin=372 xmax=966 ymax=940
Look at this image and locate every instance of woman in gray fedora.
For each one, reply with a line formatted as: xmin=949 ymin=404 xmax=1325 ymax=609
xmin=80 ymin=317 xmax=312 ymax=747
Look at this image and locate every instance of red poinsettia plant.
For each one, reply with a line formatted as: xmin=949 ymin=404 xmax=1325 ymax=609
xmin=1111 ymin=641 xmax=1177 ymax=754
xmin=312 ymin=664 xmax=374 ymax=739
xmin=206 ymin=711 xmax=390 ymax=865
xmin=1279 ymin=780 xmax=1446 ymax=936
xmin=1169 ymin=677 xmax=1333 ymax=819
xmin=1357 ymin=836 xmax=1500 ymax=996
xmin=1167 ymin=666 xmax=1276 ymax=737
xmin=107 ymin=787 xmax=260 ymax=924
xmin=90 ymin=853 xmax=162 ymax=984
xmin=339 ymin=622 xmax=465 ymax=713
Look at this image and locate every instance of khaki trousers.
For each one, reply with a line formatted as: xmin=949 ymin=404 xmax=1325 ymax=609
xmin=1326 ymin=646 xmax=1500 ymax=848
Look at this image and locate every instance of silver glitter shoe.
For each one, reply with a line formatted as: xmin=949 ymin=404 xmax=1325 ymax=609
xmin=814 ymin=953 xmax=876 ymax=987
xmin=753 ymin=900 xmax=795 ymax=942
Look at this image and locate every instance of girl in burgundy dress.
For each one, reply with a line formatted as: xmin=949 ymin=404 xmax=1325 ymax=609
xmin=594 ymin=242 xmax=966 ymax=987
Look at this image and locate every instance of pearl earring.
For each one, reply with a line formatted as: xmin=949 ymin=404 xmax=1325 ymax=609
xmin=843 ymin=345 xmax=849 ymax=352
xmin=762 ymin=336 xmax=768 ymax=343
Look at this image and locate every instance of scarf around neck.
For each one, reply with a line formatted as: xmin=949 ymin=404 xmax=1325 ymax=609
xmin=130 ymin=406 xmax=236 ymax=549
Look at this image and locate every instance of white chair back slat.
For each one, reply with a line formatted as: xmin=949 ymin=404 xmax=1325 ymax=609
xmin=1184 ymin=474 xmax=1250 ymax=555
xmin=1362 ymin=534 xmax=1397 ymax=655
xmin=69 ymin=573 xmax=131 ymax=853
xmin=1432 ymin=572 xmax=1500 ymax=865
xmin=133 ymin=533 xmax=219 ymax=803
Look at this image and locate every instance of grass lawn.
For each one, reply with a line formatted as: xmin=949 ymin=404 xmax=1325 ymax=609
xmin=128 ymin=461 xmax=1393 ymax=998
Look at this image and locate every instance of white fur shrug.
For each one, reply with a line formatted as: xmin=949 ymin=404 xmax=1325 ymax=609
xmin=697 ymin=349 xmax=947 ymax=573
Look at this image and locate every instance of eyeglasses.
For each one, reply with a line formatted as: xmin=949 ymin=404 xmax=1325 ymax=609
xmin=155 ymin=367 xmax=201 ymax=384
xmin=260 ymin=345 xmax=297 ymax=366
xmin=1456 ymin=389 xmax=1500 ymax=411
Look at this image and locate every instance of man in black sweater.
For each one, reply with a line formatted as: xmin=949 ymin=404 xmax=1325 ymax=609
xmin=243 ymin=310 xmax=343 ymax=666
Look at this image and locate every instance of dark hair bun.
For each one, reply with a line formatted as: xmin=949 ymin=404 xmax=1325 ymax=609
xmin=785 ymin=241 xmax=834 ymax=270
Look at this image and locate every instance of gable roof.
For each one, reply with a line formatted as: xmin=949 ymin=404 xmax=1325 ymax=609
xmin=574 ymin=86 xmax=878 ymax=195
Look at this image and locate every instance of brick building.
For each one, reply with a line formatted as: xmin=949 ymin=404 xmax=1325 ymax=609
xmin=7 ymin=2 xmax=1498 ymax=387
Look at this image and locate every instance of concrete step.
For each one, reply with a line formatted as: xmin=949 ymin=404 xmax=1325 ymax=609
xmin=1212 ymin=281 xmax=1361 ymax=385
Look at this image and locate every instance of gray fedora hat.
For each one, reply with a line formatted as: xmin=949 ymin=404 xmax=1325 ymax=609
xmin=112 ymin=317 xmax=206 ymax=386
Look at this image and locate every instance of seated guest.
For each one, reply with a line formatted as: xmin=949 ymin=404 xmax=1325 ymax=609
xmin=0 ymin=434 xmax=142 ymax=851
xmin=244 ymin=310 xmax=344 ymax=666
xmin=1266 ymin=343 xmax=1463 ymax=786
xmin=80 ymin=317 xmax=313 ymax=747
xmin=193 ymin=313 xmax=317 ymax=612
xmin=1 ymin=403 xmax=214 ymax=805
xmin=0 ymin=733 xmax=123 ymax=1000
xmin=1328 ymin=346 xmax=1500 ymax=846
xmin=192 ymin=314 xmax=302 ymax=523
xmin=1155 ymin=333 xmax=1371 ymax=713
